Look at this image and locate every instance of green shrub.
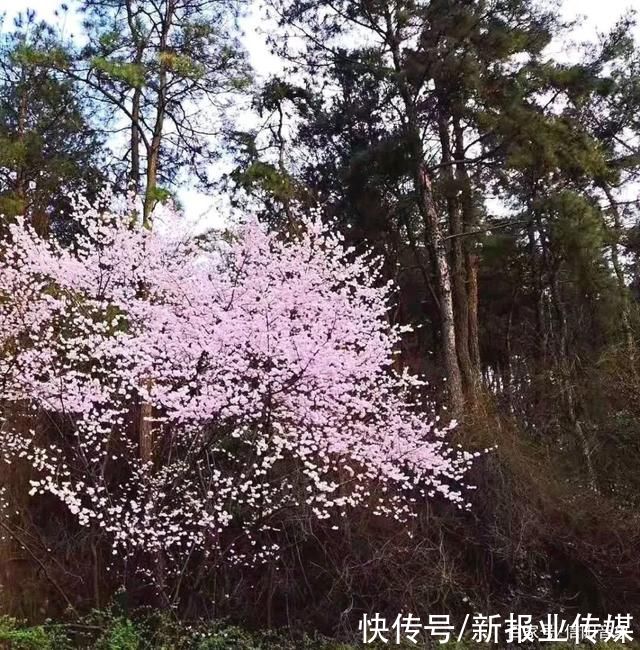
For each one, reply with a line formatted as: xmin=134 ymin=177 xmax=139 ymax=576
xmin=0 ymin=615 xmax=70 ymax=649
xmin=94 ymin=617 xmax=142 ymax=650
xmin=0 ymin=612 xmax=638 ymax=649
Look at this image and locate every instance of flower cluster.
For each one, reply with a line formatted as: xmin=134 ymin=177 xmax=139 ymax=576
xmin=0 ymin=191 xmax=474 ymax=566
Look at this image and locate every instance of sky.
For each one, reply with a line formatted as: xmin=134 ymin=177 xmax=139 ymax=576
xmin=1 ymin=0 xmax=639 ymax=227
xmin=3 ymin=0 xmax=637 ymax=70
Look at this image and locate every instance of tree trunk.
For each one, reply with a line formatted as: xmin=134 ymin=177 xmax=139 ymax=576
xmin=15 ymin=74 xmax=28 ymax=216
xmin=528 ymin=222 xmax=547 ymax=359
xmin=550 ymin=266 xmax=598 ymax=492
xmin=385 ymin=8 xmax=463 ymax=413
xmin=142 ymin=1 xmax=174 ymax=226
xmin=126 ymin=0 xmax=144 ymax=195
xmin=467 ymin=253 xmax=481 ymax=373
xmin=601 ymin=184 xmax=634 ymax=355
xmin=416 ymin=163 xmax=465 ymax=413
xmin=131 ymin=86 xmax=142 ymax=191
xmin=139 ymin=399 xmax=154 ymax=465
xmin=438 ymin=117 xmax=475 ymax=403
xmin=453 ymin=118 xmax=481 ymax=382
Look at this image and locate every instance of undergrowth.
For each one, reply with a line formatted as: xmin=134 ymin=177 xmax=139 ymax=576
xmin=0 ymin=611 xmax=637 ymax=649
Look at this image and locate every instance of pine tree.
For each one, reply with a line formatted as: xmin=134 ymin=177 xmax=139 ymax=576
xmin=0 ymin=13 xmax=104 ymax=238
xmin=66 ymin=0 xmax=252 ymax=225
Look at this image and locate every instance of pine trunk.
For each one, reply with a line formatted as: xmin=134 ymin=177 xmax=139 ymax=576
xmin=416 ymin=164 xmax=464 ymax=413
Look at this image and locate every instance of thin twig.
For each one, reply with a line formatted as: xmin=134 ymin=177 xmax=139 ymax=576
xmin=0 ymin=520 xmax=78 ymax=614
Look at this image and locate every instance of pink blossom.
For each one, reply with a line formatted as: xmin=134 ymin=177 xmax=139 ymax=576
xmin=0 ymin=190 xmax=474 ymax=567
